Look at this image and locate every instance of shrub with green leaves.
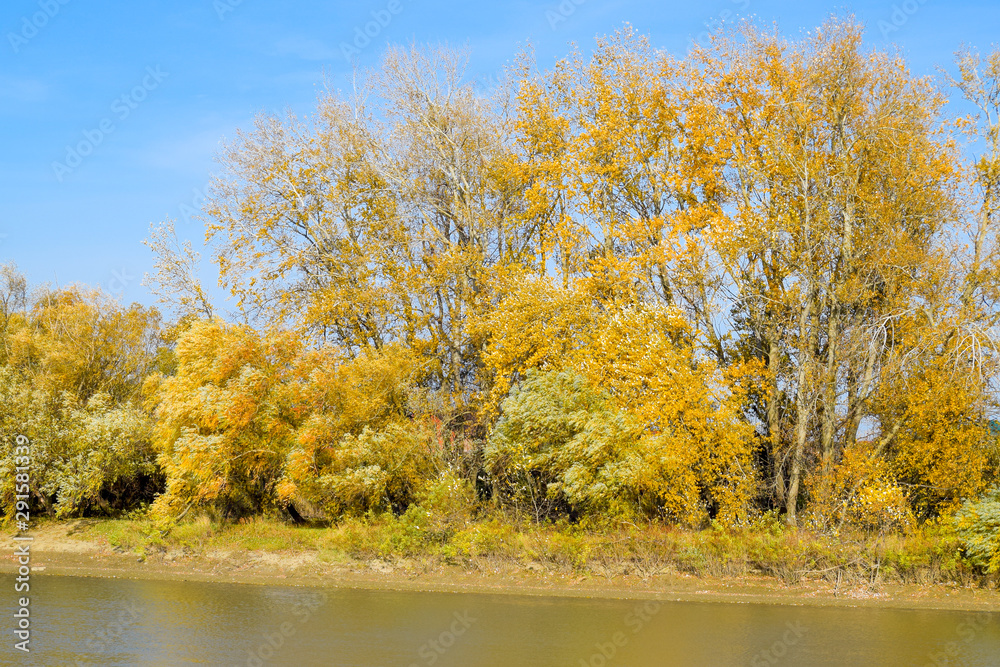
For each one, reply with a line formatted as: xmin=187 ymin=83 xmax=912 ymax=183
xmin=0 ymin=368 xmax=158 ymax=518
xmin=485 ymin=370 xmax=644 ymax=520
xmin=305 ymin=423 xmax=438 ymax=517
xmin=954 ymin=488 xmax=1000 ymax=572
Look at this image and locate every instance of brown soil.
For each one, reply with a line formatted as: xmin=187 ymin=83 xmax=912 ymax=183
xmin=4 ymin=522 xmax=999 ymax=612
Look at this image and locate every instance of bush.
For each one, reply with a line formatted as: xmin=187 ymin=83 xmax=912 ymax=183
xmin=279 ymin=343 xmax=440 ymax=520
xmin=485 ymin=370 xmax=641 ymax=521
xmin=485 ymin=366 xmax=755 ymax=526
xmin=411 ymin=471 xmax=477 ymax=538
xmin=148 ymin=320 xmax=297 ymax=519
xmin=300 ymin=423 xmax=438 ymax=517
xmin=0 ymin=369 xmax=159 ymax=518
xmin=806 ymin=446 xmax=915 ymax=533
xmin=954 ymin=488 xmax=1000 ymax=573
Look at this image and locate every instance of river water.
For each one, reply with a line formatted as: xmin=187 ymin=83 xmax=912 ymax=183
xmin=2 ymin=573 xmax=998 ymax=666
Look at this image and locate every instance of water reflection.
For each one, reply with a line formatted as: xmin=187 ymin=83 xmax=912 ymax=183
xmin=1 ymin=574 xmax=997 ymax=666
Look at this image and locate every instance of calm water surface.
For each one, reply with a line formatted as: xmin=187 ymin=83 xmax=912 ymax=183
xmin=1 ymin=573 xmax=998 ymax=666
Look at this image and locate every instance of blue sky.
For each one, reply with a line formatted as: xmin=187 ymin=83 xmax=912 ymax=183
xmin=1 ymin=0 xmax=997 ymax=310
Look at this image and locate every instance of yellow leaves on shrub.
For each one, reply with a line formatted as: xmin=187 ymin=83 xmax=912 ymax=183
xmin=485 ymin=303 xmax=757 ymax=527
xmin=808 ymin=445 xmax=915 ymax=533
xmin=290 ymin=343 xmax=421 ymax=434
xmin=281 ymin=344 xmax=427 ymax=513
xmin=312 ymin=423 xmax=437 ymax=516
xmin=149 ymin=320 xmax=299 ymax=517
xmin=573 ymin=305 xmax=757 ymax=527
xmin=883 ymin=360 xmax=999 ymax=518
xmin=151 ymin=319 xmax=435 ymax=521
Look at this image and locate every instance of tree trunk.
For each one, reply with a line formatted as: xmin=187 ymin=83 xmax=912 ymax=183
xmin=766 ymin=329 xmax=786 ymax=507
xmin=786 ymin=297 xmax=814 ymax=527
xmin=820 ymin=297 xmax=839 ymax=475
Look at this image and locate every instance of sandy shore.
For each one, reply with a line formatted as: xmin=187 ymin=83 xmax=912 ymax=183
xmin=4 ymin=523 xmax=999 ymax=613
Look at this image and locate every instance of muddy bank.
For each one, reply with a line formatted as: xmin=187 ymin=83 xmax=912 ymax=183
xmin=2 ymin=522 xmax=998 ymax=613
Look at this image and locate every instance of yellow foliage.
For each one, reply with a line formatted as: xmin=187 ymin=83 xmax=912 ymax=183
xmin=573 ymin=305 xmax=758 ymax=526
xmin=281 ymin=344 xmax=431 ymax=514
xmin=881 ymin=358 xmax=999 ymax=518
xmin=135 ymin=26 xmax=1000 ymax=533
xmin=7 ymin=286 xmax=162 ymax=403
xmin=808 ymin=446 xmax=915 ymax=533
xmin=485 ymin=304 xmax=757 ymax=527
xmin=148 ymin=320 xmax=299 ymax=518
xmin=476 ymin=272 xmax=597 ymax=418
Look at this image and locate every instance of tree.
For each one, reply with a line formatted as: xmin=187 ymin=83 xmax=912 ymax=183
xmin=0 ymin=275 xmax=163 ymax=519
xmin=204 ymin=46 xmax=527 ymax=415
xmin=8 ymin=285 xmax=163 ymax=404
xmin=280 ymin=343 xmax=435 ymax=517
xmin=697 ymin=19 xmax=957 ymax=524
xmin=147 ymin=320 xmax=298 ymax=518
xmin=143 ymin=218 xmax=216 ymax=321
xmin=141 ymin=22 xmax=1000 ymax=530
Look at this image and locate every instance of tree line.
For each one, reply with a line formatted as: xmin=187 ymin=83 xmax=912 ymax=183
xmin=4 ymin=17 xmax=1000 ymax=534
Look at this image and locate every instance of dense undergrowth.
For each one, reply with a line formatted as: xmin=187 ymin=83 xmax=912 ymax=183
xmin=69 ymin=509 xmax=991 ymax=590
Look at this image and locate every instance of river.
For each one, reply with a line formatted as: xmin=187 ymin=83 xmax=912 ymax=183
xmin=2 ymin=574 xmax=998 ymax=665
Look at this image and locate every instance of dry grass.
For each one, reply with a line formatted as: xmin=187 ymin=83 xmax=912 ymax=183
xmin=70 ymin=509 xmax=994 ymax=589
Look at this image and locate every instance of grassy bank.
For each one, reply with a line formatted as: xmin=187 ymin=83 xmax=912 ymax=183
xmin=59 ymin=511 xmax=995 ymax=592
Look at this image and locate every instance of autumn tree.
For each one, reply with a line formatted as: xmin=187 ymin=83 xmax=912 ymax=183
xmin=144 ymin=22 xmax=1000 ymax=530
xmin=202 ymin=46 xmax=531 ymax=424
xmin=0 ymin=274 xmax=164 ymax=518
xmin=690 ymin=20 xmax=960 ymax=524
xmin=280 ymin=343 xmax=437 ymax=517
xmin=143 ymin=218 xmax=216 ymax=321
xmin=147 ymin=320 xmax=299 ymax=518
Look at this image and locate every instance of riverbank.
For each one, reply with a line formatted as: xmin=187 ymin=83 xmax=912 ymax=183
xmin=3 ymin=520 xmax=999 ymax=612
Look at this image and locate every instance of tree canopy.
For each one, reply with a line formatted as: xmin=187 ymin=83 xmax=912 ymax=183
xmin=6 ymin=17 xmax=1000 ymax=535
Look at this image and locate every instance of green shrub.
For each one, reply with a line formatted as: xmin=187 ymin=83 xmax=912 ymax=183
xmin=411 ymin=471 xmax=476 ymax=539
xmin=0 ymin=368 xmax=159 ymax=519
xmin=955 ymin=488 xmax=1000 ymax=572
xmin=310 ymin=423 xmax=438 ymax=517
xmin=484 ymin=370 xmax=641 ymax=520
